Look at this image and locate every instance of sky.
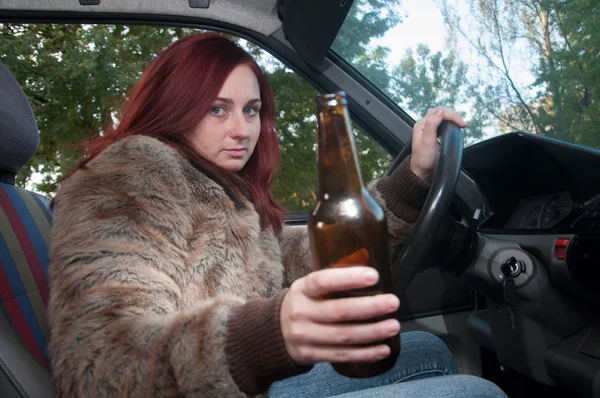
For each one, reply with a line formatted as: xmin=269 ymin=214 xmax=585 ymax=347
xmin=365 ymin=0 xmax=537 ymax=139
xmin=377 ymin=0 xmax=448 ymax=65
xmin=375 ymin=0 xmax=536 ymax=92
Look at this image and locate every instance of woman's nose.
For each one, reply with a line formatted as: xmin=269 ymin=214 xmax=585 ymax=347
xmin=230 ymin=112 xmax=251 ymax=139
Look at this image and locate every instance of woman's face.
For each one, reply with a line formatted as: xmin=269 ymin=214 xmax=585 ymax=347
xmin=187 ymin=64 xmax=261 ymax=172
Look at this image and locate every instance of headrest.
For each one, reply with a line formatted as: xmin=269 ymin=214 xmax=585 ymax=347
xmin=0 ymin=62 xmax=39 ymax=184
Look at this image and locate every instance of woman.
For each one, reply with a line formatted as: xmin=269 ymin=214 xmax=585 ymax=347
xmin=48 ymin=32 xmax=506 ymax=397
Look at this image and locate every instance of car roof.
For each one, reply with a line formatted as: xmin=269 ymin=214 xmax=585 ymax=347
xmin=1 ymin=0 xmax=353 ymax=69
xmin=0 ymin=0 xmax=282 ymax=36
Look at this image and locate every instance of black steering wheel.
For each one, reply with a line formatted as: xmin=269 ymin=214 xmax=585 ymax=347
xmin=388 ymin=121 xmax=464 ymax=296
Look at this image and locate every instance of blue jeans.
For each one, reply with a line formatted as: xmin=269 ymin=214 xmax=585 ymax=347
xmin=268 ymin=331 xmax=507 ymax=398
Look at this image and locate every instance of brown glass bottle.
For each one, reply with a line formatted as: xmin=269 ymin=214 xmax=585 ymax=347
xmin=307 ymin=91 xmax=399 ymax=378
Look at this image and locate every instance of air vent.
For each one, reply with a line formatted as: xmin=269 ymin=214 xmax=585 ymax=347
xmin=568 ymin=234 xmax=600 ymax=281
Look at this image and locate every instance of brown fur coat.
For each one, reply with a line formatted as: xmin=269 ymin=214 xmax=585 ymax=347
xmin=47 ymin=135 xmax=428 ymax=397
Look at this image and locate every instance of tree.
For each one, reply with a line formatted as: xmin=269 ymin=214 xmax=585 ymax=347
xmin=0 ymin=24 xmax=192 ymax=192
xmin=390 ymin=44 xmax=488 ymax=144
xmin=1 ymin=0 xmax=399 ymax=211
xmin=332 ymin=0 xmax=401 ymax=91
xmin=270 ymin=0 xmax=399 ymax=211
xmin=268 ymin=66 xmax=391 ymax=212
xmin=440 ymin=0 xmax=600 ymax=148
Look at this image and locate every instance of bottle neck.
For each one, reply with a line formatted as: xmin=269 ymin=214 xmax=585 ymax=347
xmin=316 ymin=103 xmax=364 ymax=197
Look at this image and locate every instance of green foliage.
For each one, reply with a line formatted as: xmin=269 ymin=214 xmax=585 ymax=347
xmin=533 ymin=0 xmax=600 ymax=148
xmin=1 ymin=7 xmax=395 ymax=210
xmin=441 ymin=0 xmax=600 ymax=149
xmin=390 ymin=44 xmax=486 ymax=144
xmin=0 ymin=24 xmax=194 ymax=192
xmin=4 ymin=0 xmax=597 ymax=212
xmin=267 ymin=68 xmax=391 ymax=212
xmin=334 ymin=0 xmax=487 ymax=144
xmin=334 ymin=0 xmax=401 ymax=61
xmin=333 ymin=0 xmax=401 ymax=91
xmin=268 ymin=68 xmax=319 ymax=210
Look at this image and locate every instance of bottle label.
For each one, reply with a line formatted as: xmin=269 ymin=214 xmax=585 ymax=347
xmin=331 ymin=248 xmax=369 ymax=268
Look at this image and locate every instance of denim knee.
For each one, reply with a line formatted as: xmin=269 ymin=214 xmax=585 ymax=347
xmin=443 ymin=375 xmax=508 ymax=397
xmin=401 ymin=330 xmax=455 ymax=359
xmin=390 ymin=331 xmax=459 ymax=382
xmin=268 ymin=331 xmax=462 ymax=398
xmin=328 ymin=375 xmax=508 ymax=398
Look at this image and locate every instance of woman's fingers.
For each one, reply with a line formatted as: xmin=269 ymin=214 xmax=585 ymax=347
xmin=290 ymin=343 xmax=392 ymax=365
xmin=282 ymin=268 xmax=401 ymax=366
xmin=417 ymin=107 xmax=467 ymax=140
xmin=308 ymin=294 xmax=400 ymax=323
xmin=290 ymin=267 xmax=399 ymax=324
xmin=438 ymin=106 xmax=467 ymax=128
xmin=300 ymin=266 xmax=379 ymax=298
xmin=285 ymin=318 xmax=400 ymax=347
xmin=411 ymin=106 xmax=467 ymax=181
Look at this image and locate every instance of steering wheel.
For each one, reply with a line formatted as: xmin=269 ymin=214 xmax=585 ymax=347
xmin=387 ymin=121 xmax=464 ymax=296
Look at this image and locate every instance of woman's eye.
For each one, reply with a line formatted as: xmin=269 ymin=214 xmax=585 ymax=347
xmin=211 ymin=106 xmax=225 ymax=116
xmin=243 ymin=107 xmax=258 ymax=116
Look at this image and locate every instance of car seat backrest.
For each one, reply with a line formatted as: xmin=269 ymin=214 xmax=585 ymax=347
xmin=0 ymin=61 xmax=55 ymax=397
xmin=0 ymin=183 xmax=52 ymax=367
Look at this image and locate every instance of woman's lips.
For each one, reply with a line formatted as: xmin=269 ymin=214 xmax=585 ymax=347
xmin=224 ymin=148 xmax=247 ymax=158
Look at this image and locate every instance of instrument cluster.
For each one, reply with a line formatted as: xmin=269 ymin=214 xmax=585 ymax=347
xmin=507 ymin=191 xmax=573 ymax=230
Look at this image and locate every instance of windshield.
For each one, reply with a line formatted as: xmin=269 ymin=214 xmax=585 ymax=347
xmin=332 ymin=0 xmax=600 ymax=149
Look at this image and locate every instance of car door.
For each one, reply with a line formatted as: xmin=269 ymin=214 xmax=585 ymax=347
xmin=0 ymin=4 xmax=483 ymax=377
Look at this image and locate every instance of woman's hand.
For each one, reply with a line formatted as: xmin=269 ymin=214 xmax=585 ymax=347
xmin=410 ymin=106 xmax=467 ymax=183
xmin=280 ymin=267 xmax=400 ymax=366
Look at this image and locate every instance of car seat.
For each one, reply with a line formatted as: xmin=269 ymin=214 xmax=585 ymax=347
xmin=0 ymin=61 xmax=56 ymax=397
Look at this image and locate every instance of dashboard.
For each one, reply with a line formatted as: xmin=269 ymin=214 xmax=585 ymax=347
xmin=461 ymin=132 xmax=600 ymax=234
xmin=457 ymin=132 xmax=600 ymax=398
xmin=505 ymin=191 xmax=573 ymax=230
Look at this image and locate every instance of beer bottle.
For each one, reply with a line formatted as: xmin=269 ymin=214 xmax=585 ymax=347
xmin=308 ymin=91 xmax=399 ymax=378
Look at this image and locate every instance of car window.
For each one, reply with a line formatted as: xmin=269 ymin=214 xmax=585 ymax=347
xmin=254 ymin=49 xmax=391 ymax=212
xmin=333 ymin=0 xmax=600 ymax=150
xmin=0 ymin=24 xmax=391 ymax=213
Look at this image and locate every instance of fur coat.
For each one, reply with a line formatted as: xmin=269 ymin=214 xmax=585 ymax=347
xmin=47 ymin=135 xmax=428 ymax=397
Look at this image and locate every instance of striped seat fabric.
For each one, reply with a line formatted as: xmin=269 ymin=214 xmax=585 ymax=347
xmin=0 ymin=183 xmax=52 ymax=369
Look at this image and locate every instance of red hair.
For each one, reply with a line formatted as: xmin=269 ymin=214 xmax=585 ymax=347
xmin=68 ymin=33 xmax=285 ymax=233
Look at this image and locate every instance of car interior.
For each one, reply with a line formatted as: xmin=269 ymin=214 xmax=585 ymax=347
xmin=1 ymin=1 xmax=599 ymax=397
